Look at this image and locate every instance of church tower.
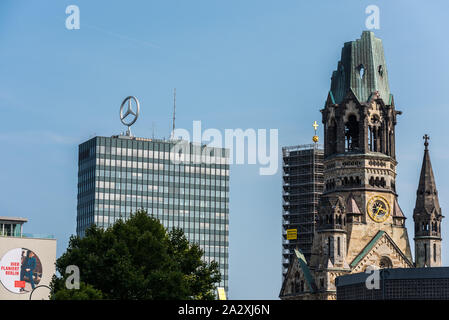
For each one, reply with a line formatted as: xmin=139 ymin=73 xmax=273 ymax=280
xmin=280 ymin=31 xmax=414 ymax=300
xmin=313 ymin=30 xmax=413 ymax=297
xmin=413 ymin=135 xmax=443 ymax=267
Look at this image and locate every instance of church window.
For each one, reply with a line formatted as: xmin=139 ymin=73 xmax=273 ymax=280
xmin=357 ymin=64 xmax=365 ymax=79
xmin=328 ymin=237 xmax=331 ymax=257
xmin=378 ymin=65 xmax=383 ymax=76
xmin=294 ymin=272 xmax=300 ymax=293
xmin=375 ymin=177 xmax=380 ymax=187
xmin=379 ymin=256 xmax=392 ymax=269
xmin=345 ymin=115 xmax=359 ymax=151
xmin=337 ymin=237 xmax=341 ymax=256
xmin=328 ymin=119 xmax=337 ymax=154
xmin=424 ymin=244 xmax=428 ymax=265
xmin=369 ymin=116 xmax=380 ymax=152
xmin=434 ymin=243 xmax=437 ymax=262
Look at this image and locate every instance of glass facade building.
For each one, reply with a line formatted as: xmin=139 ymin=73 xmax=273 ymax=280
xmin=77 ymin=135 xmax=230 ymax=292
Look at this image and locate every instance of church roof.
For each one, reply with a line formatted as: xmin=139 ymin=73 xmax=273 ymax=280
xmin=329 ymin=31 xmax=391 ymax=105
xmin=279 ymin=248 xmax=317 ymax=298
xmin=294 ymin=248 xmax=317 ymax=293
xmin=414 ymin=136 xmax=441 ymax=214
xmin=350 ymin=231 xmax=385 ymax=268
xmin=350 ymin=231 xmax=413 ymax=269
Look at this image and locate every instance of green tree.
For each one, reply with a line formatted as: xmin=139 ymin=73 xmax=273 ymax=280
xmin=51 ymin=279 xmax=104 ymax=300
xmin=50 ymin=209 xmax=221 ymax=300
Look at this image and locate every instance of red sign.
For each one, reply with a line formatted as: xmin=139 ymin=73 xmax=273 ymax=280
xmin=14 ymin=281 xmax=25 ymax=288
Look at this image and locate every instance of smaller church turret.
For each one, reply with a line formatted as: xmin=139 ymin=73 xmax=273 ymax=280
xmin=413 ymin=135 xmax=444 ymax=267
xmin=317 ymin=196 xmax=347 ymax=268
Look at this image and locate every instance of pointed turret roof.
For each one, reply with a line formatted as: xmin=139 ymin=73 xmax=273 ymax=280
xmin=346 ymin=194 xmax=361 ymax=214
xmin=329 ymin=31 xmax=391 ymax=105
xmin=414 ymin=134 xmax=441 ymax=215
xmin=393 ymin=198 xmax=405 ymax=218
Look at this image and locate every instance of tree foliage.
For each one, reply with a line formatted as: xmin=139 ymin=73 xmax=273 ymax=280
xmin=50 ymin=209 xmax=221 ymax=300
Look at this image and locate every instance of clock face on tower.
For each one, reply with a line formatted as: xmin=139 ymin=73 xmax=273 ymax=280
xmin=367 ymin=195 xmax=391 ymax=223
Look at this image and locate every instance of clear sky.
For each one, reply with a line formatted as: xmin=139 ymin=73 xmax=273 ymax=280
xmin=0 ymin=0 xmax=448 ymax=299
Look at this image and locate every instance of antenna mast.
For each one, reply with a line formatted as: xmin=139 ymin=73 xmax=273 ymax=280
xmin=152 ymin=121 xmax=155 ymax=139
xmin=171 ymin=88 xmax=176 ymax=140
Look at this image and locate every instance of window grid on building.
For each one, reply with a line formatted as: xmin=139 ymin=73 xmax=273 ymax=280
xmin=77 ymin=136 xmax=230 ymax=293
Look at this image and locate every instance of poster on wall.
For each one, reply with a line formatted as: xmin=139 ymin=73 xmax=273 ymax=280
xmin=0 ymin=248 xmax=43 ymax=294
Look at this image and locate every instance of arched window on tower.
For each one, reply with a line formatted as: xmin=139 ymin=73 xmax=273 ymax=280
xmin=424 ymin=243 xmax=428 ymax=265
xmin=389 ymin=130 xmax=394 ymax=156
xmin=328 ymin=119 xmax=337 ymax=154
xmin=294 ymin=272 xmax=300 ymax=293
xmin=337 ymin=237 xmax=341 ymax=256
xmin=375 ymin=177 xmax=380 ymax=187
xmin=369 ymin=116 xmax=380 ymax=152
xmin=434 ymin=243 xmax=437 ymax=262
xmin=345 ymin=115 xmax=359 ymax=151
xmin=357 ymin=64 xmax=365 ymax=79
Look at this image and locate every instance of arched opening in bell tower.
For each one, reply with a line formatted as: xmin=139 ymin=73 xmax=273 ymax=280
xmin=369 ymin=115 xmax=385 ymax=152
xmin=327 ymin=118 xmax=337 ymax=154
xmin=345 ymin=115 xmax=359 ymax=151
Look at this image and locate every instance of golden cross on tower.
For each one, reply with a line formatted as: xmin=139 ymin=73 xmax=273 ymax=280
xmin=312 ymin=121 xmax=319 ymax=143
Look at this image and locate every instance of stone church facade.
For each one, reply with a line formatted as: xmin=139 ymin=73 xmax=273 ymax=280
xmin=279 ymin=31 xmax=444 ymax=300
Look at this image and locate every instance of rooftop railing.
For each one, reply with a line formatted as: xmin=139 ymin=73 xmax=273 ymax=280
xmin=0 ymin=233 xmax=55 ymax=239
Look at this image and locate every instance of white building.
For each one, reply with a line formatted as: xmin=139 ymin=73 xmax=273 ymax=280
xmin=0 ymin=217 xmax=56 ymax=300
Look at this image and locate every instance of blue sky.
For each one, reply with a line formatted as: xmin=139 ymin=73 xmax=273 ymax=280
xmin=1 ymin=0 xmax=449 ymax=299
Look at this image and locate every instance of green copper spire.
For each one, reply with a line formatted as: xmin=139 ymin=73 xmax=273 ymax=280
xmin=330 ymin=31 xmax=391 ymax=105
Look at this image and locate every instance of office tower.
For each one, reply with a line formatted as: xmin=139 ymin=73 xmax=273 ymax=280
xmin=77 ymin=135 xmax=230 ymax=292
xmin=281 ymin=144 xmax=324 ymax=279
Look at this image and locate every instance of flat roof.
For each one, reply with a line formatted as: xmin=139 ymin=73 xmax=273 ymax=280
xmin=0 ymin=217 xmax=28 ymax=223
xmin=336 ymin=267 xmax=449 ymax=287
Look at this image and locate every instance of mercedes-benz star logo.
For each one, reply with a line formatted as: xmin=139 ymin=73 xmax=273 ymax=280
xmin=120 ymin=96 xmax=140 ymax=127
